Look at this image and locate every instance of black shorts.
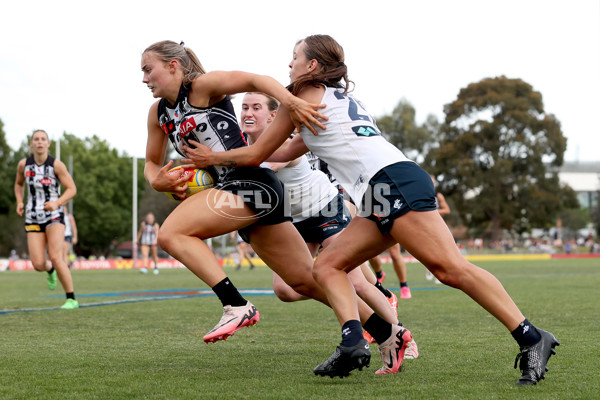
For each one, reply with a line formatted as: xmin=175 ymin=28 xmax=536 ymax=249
xmin=359 ymin=161 xmax=437 ymax=234
xmin=24 ymin=214 xmax=65 ymax=233
xmin=293 ymin=193 xmax=350 ymax=244
xmin=216 ymin=167 xmax=292 ymax=242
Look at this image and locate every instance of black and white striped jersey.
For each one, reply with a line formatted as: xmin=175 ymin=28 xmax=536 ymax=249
xmin=24 ymin=155 xmax=62 ymax=224
xmin=157 ymin=85 xmax=249 ymax=182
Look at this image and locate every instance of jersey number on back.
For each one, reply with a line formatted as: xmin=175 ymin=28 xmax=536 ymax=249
xmin=333 ymin=91 xmax=381 ymax=137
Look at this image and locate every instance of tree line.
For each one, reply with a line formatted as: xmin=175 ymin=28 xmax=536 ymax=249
xmin=369 ymin=76 xmax=585 ymax=241
xmin=0 ymin=76 xmax=593 ymax=257
xmin=0 ymin=128 xmax=178 ymax=258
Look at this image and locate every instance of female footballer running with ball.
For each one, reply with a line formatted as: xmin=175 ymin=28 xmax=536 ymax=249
xmin=141 ymin=41 xmax=405 ymax=359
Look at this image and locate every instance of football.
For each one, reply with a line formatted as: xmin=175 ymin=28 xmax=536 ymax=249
xmin=165 ymin=167 xmax=215 ymax=201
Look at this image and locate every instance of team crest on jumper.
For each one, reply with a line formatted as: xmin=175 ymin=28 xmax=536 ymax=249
xmin=353 ymin=126 xmax=380 ymax=137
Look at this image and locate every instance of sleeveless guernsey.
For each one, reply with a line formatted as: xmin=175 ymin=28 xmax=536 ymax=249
xmin=298 ymin=86 xmax=412 ymax=205
xmin=140 ymin=223 xmax=157 ymax=246
xmin=24 ymin=155 xmax=62 ymax=225
xmin=157 ymin=85 xmax=249 ymax=182
xmin=275 ymin=156 xmax=338 ymax=223
xmin=158 ymin=84 xmax=289 ymax=228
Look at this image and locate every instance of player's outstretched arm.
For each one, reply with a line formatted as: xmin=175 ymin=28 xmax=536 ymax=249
xmin=181 ymin=106 xmax=297 ymax=168
xmin=194 ymin=71 xmax=327 ymax=135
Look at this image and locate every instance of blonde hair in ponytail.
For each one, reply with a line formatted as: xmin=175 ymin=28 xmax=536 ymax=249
xmin=143 ymin=40 xmax=206 ymax=87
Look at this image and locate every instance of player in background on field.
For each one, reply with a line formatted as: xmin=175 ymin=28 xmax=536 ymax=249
xmin=230 ymin=231 xmax=255 ymax=270
xmin=187 ymin=34 xmax=560 ymax=385
xmin=137 ymin=212 xmax=160 ymax=274
xmin=14 ymin=129 xmax=79 ymax=309
xmin=367 ymin=244 xmax=412 ymax=299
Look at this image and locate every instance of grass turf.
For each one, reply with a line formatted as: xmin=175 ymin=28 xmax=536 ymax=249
xmin=1 ymin=258 xmax=598 ymax=399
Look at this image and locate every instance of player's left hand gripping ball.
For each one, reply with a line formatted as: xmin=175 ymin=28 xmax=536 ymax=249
xmin=165 ymin=167 xmax=214 ymax=201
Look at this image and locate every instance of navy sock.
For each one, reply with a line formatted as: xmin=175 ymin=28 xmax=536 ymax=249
xmin=400 ymin=281 xmax=408 ymax=288
xmin=363 ymin=313 xmax=392 ymax=344
xmin=47 ymin=266 xmax=55 ymax=275
xmin=66 ymin=292 xmax=75 ymax=300
xmin=374 ymin=281 xmax=392 ymax=298
xmin=511 ymin=319 xmax=542 ymax=348
xmin=212 ymin=278 xmax=247 ymax=307
xmin=341 ymin=320 xmax=364 ymax=347
xmin=375 ymin=271 xmax=383 ymax=280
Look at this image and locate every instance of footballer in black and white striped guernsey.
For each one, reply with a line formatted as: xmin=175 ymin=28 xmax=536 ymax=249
xmin=157 ymin=85 xmax=249 ymax=182
xmin=23 ymin=154 xmax=64 ymax=230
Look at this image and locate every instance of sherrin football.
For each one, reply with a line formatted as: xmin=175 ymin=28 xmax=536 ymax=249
xmin=165 ymin=166 xmax=215 ymax=201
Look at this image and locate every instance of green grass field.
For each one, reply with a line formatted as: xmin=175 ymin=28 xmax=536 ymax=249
xmin=1 ymin=258 xmax=599 ymax=400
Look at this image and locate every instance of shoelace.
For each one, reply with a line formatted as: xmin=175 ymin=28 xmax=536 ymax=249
xmin=514 ymin=348 xmax=530 ymax=369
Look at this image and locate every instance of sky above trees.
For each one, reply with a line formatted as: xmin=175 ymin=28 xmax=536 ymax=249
xmin=1 ymin=0 xmax=599 ymax=162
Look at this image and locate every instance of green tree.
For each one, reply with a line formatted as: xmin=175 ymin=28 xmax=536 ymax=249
xmin=0 ymin=121 xmax=31 ymax=256
xmin=592 ymin=191 xmax=600 ymax=238
xmin=0 ymin=118 xmax=12 ymax=214
xmin=137 ymin=145 xmax=181 ymax=228
xmin=139 ymin=182 xmax=177 ymax=228
xmin=558 ymin=207 xmax=591 ymax=236
xmin=426 ymin=76 xmax=577 ymax=240
xmin=59 ymin=134 xmax=145 ymax=256
xmin=376 ymin=98 xmax=438 ymax=162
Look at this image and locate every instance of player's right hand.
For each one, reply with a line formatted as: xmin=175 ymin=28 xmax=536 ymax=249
xmin=151 ymin=160 xmax=191 ymax=198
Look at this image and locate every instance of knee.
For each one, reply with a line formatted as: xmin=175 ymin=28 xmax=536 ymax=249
xmin=48 ymin=254 xmax=63 ymax=267
xmin=311 ymin=253 xmax=335 ymax=283
xmin=311 ymin=261 xmax=326 ymax=285
xmin=427 ymin=261 xmax=470 ymax=288
xmin=288 ymin=280 xmax=313 ymax=298
xmin=31 ymin=259 xmax=46 ymax=271
xmin=350 ymin=277 xmax=369 ymax=297
xmin=157 ymin=238 xmax=177 ymax=257
xmin=157 ymin=227 xmax=175 ymax=253
xmin=273 ymin=284 xmax=304 ymax=302
xmin=430 ymin=269 xmax=453 ymax=287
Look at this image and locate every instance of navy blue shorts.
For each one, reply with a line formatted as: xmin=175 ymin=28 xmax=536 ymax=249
xmin=217 ymin=167 xmax=292 ymax=243
xmin=293 ymin=193 xmax=350 ymax=244
xmin=358 ymin=161 xmax=437 ymax=234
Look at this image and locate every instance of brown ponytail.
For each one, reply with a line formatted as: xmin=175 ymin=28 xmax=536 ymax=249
xmin=287 ymin=35 xmax=353 ymax=95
